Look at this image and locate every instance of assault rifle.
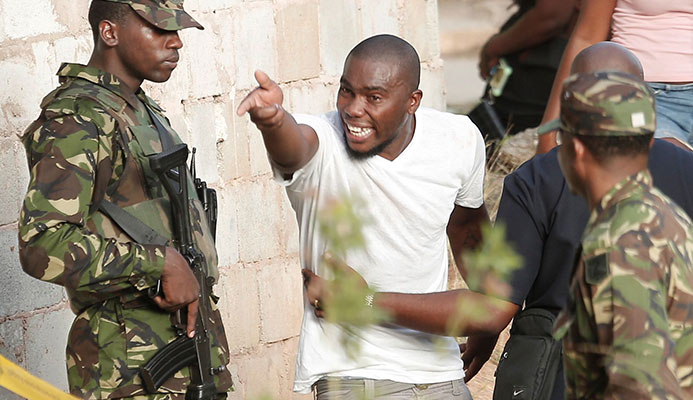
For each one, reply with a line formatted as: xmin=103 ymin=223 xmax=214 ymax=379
xmin=140 ymin=143 xmax=225 ymax=400
xmin=191 ymin=148 xmax=217 ymax=241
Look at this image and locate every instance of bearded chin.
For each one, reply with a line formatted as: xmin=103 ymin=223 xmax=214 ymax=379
xmin=343 ymin=132 xmax=397 ymax=160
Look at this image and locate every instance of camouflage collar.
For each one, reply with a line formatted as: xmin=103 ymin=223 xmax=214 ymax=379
xmin=591 ymin=169 xmax=652 ymax=221
xmin=57 ymin=63 xmax=144 ymax=109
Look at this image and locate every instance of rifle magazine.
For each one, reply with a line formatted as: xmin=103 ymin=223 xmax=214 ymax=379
xmin=140 ymin=335 xmax=196 ymax=393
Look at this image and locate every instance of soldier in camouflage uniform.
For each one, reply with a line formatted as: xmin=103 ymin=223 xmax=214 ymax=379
xmin=18 ymin=1 xmax=232 ymax=398
xmin=550 ymin=71 xmax=693 ymax=399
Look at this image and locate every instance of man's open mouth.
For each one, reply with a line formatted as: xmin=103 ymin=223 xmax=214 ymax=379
xmin=345 ymin=123 xmax=374 ymax=138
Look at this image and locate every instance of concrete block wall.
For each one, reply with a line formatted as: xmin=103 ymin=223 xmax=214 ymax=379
xmin=0 ymin=0 xmax=446 ymax=399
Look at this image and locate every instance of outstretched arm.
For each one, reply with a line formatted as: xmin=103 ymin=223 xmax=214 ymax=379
xmin=536 ymin=0 xmax=615 ymax=154
xmin=351 ymin=279 xmax=516 ymax=382
xmin=302 ymin=265 xmax=518 ymax=337
xmin=372 ymin=288 xmax=518 ymax=337
xmin=237 ymin=70 xmax=319 ymax=175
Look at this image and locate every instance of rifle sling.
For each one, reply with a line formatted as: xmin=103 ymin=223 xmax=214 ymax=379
xmin=98 ymin=103 xmax=177 ymax=247
xmin=145 ymin=103 xmax=175 ymax=152
xmin=99 ymin=200 xmax=169 ymax=246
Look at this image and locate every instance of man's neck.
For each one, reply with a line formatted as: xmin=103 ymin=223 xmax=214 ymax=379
xmin=586 ymin=156 xmax=648 ymax=210
xmin=87 ymin=53 xmax=142 ymax=95
xmin=378 ymin=114 xmax=416 ymax=161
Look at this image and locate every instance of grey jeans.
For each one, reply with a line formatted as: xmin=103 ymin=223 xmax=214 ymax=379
xmin=313 ymin=377 xmax=473 ymax=400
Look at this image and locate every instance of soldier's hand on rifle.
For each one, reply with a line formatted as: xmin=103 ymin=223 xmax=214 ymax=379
xmin=236 ymin=70 xmax=285 ymax=131
xmin=153 ymin=247 xmax=200 ymax=338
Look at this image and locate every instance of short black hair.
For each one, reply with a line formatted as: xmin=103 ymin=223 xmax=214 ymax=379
xmin=570 ymin=132 xmax=653 ymax=164
xmin=347 ymin=34 xmax=421 ymax=92
xmin=88 ymin=0 xmax=130 ymax=42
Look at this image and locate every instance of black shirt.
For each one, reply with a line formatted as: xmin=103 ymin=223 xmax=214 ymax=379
xmin=495 ymin=139 xmax=693 ymax=399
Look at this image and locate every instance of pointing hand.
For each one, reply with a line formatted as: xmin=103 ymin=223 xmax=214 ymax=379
xmin=236 ymin=70 xmax=285 ymax=130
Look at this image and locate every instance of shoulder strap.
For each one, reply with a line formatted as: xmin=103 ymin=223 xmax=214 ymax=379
xmin=511 ymin=307 xmax=557 ymax=336
xmin=145 ymin=104 xmax=175 ymax=152
xmin=99 ymin=200 xmax=168 ymax=246
xmin=84 ymin=97 xmax=173 ymax=246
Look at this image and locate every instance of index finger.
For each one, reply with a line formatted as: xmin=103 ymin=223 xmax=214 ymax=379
xmin=236 ymin=92 xmax=260 ymax=116
xmin=186 ymin=299 xmax=199 ymax=338
xmin=463 ymin=359 xmax=483 ymax=382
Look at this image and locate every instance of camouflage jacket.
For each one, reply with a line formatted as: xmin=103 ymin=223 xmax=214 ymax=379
xmin=18 ymin=63 xmax=232 ymax=399
xmin=555 ymin=171 xmax=693 ymax=399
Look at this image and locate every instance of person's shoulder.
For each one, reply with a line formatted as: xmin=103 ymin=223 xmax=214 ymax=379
xmin=20 ymin=82 xmax=116 ymax=144
xmin=42 ymin=78 xmax=122 ymax=122
xmin=417 ymin=107 xmax=477 ymax=131
xmin=651 ymin=139 xmax=693 ymax=164
xmin=649 ymin=139 xmax=693 ymax=219
xmin=600 ymin=185 xmax=688 ymax=246
xmin=510 ymin=148 xmax=560 ymax=179
xmin=650 ymin=139 xmax=693 ymax=176
xmin=504 ymin=148 xmax=563 ymax=195
xmin=415 ymin=107 xmax=483 ymax=152
xmin=584 ymin=190 xmax=689 ymax=283
xmin=647 ymin=185 xmax=693 ymax=234
xmin=584 ymin=193 xmax=642 ymax=254
xmin=292 ymin=110 xmax=344 ymax=154
xmin=294 ymin=110 xmax=340 ymax=132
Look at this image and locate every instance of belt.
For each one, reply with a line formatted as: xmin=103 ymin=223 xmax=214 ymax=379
xmin=118 ymin=290 xmax=154 ymax=309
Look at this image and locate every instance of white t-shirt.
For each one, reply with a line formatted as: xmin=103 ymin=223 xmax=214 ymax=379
xmin=272 ymin=107 xmax=486 ymax=393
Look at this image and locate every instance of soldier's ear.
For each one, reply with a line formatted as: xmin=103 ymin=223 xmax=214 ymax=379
xmin=98 ymin=20 xmax=119 ymax=47
xmin=571 ymin=136 xmax=590 ymax=180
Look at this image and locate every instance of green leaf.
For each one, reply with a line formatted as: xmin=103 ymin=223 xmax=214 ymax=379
xmin=317 ymin=195 xmax=391 ymax=359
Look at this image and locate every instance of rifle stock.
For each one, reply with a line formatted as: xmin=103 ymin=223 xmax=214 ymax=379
xmin=141 ymin=143 xmax=223 ymax=399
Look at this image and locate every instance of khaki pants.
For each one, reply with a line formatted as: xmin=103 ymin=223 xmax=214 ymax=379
xmin=314 ymin=377 xmax=473 ymax=399
xmin=126 ymin=394 xmax=227 ymax=400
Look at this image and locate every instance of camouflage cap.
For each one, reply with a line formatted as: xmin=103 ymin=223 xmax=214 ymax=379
xmin=538 ymin=71 xmax=655 ymax=136
xmin=99 ymin=0 xmax=203 ymax=31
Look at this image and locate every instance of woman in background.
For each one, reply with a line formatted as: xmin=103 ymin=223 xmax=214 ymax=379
xmin=536 ymin=0 xmax=693 ymax=153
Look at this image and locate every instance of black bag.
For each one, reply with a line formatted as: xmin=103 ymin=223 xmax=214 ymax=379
xmin=493 ymin=308 xmax=562 ymax=400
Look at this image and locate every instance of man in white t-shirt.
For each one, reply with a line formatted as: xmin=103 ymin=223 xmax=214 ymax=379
xmin=237 ymin=34 xmax=488 ymax=399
